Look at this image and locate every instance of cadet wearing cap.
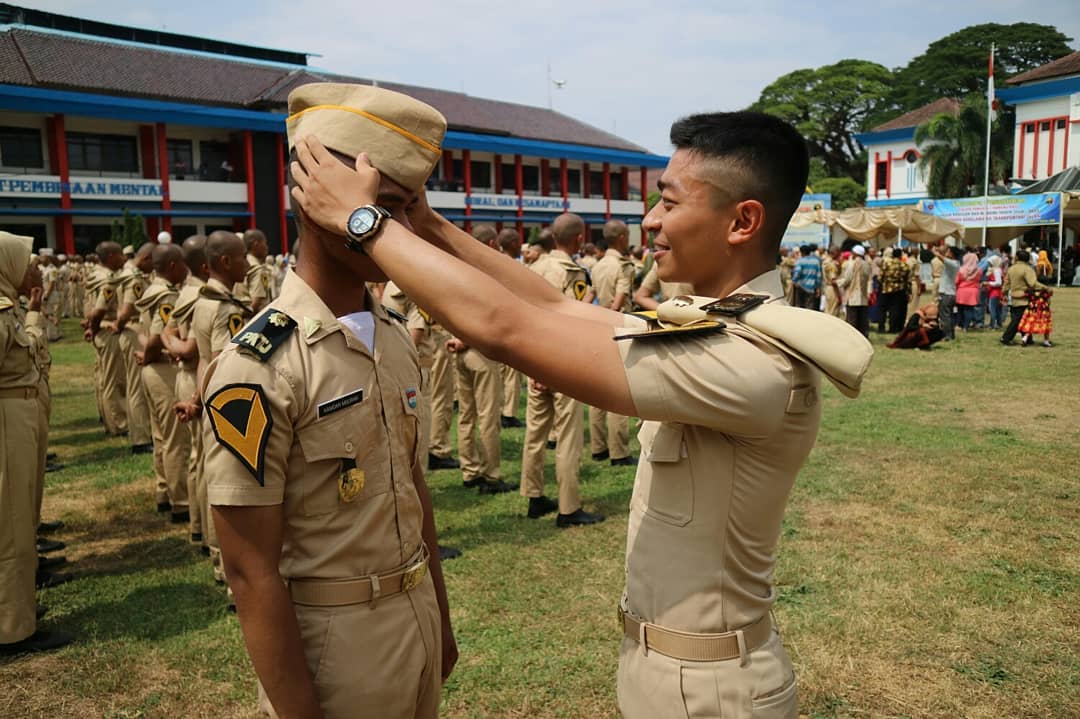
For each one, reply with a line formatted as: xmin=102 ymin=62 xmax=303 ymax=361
xmin=292 ymin=110 xmax=873 ymax=719
xmin=205 ymin=83 xmax=456 ymax=718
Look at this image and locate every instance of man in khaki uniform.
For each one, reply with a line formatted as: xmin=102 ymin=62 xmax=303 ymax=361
xmin=520 ymin=213 xmax=605 ymax=527
xmin=115 ymin=244 xmax=155 ymax=457
xmin=84 ymin=242 xmax=129 ymax=438
xmin=0 ymin=231 xmax=70 ymax=654
xmin=135 ymin=244 xmax=192 ymax=526
xmin=494 ymin=229 xmax=524 ymax=428
xmin=425 ymin=318 xmax=459 ymax=471
xmin=588 ymin=220 xmax=636 ymax=466
xmin=38 ymin=249 xmax=61 ymax=340
xmin=839 ymin=245 xmax=872 ymax=337
xmin=1000 ymin=249 xmax=1047 ymax=345
xmin=633 ymin=260 xmax=693 ymax=310
xmin=293 ymin=109 xmax=871 ymax=719
xmin=243 ymin=229 xmax=274 ymax=313
xmin=822 ymin=246 xmax=843 ymax=318
xmin=208 ymin=83 xmax=456 ymax=718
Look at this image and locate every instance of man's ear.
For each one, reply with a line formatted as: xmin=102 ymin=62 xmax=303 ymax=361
xmin=728 ymin=199 xmax=765 ymax=247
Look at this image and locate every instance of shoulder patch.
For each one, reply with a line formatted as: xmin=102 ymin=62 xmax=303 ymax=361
xmin=572 ymin=279 xmax=589 ymax=301
xmin=133 ymin=282 xmax=144 ymax=299
xmin=158 ymin=303 xmax=174 ymax=325
xmin=385 ymin=307 xmax=407 ymax=323
xmin=0 ymin=296 xmax=13 ymax=311
xmin=417 ymin=308 xmax=432 ymax=324
xmin=205 ymin=383 xmax=273 ymax=485
xmin=231 ymin=308 xmax=296 ymax=362
xmin=228 ymin=313 xmax=245 ymax=337
xmin=102 ymin=286 xmax=115 ymax=303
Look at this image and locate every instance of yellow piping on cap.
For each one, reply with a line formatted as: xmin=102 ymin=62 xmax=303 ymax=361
xmin=286 ymin=104 xmax=440 ymax=155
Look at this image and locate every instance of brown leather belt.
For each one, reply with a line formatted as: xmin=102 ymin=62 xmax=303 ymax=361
xmin=0 ymin=386 xmax=38 ymax=399
xmin=620 ymin=606 xmax=773 ymax=662
xmin=288 ymin=545 xmax=429 ymax=608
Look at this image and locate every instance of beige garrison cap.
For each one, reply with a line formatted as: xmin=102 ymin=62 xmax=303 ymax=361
xmin=286 ymin=83 xmax=447 ymax=193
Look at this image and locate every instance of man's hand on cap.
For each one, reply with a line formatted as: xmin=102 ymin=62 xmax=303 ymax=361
xmin=290 ymin=136 xmax=381 ymax=237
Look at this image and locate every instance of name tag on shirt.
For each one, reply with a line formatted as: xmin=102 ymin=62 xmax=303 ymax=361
xmin=318 ymin=390 xmax=364 ymax=418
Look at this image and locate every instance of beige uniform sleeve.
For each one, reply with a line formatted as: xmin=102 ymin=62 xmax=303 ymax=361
xmin=616 ymin=261 xmax=634 ymax=297
xmin=202 ymin=350 xmax=296 ymax=506
xmin=211 ymin=303 xmax=243 ymax=354
xmin=122 ymin=276 xmax=146 ymax=306
xmin=149 ymin=291 xmax=179 ymax=336
xmin=246 ymin=266 xmax=269 ymax=303
xmin=617 ymin=316 xmax=791 ymax=438
xmin=639 ymin=264 xmax=660 ymax=297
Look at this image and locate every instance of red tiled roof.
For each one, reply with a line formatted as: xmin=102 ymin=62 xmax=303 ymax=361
xmin=870 ymin=98 xmax=962 ymax=133
xmin=1006 ymin=50 xmax=1080 ymax=85
xmin=0 ymin=28 xmax=647 ymax=153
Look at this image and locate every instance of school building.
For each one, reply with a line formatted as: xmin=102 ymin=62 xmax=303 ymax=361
xmin=0 ymin=4 xmax=667 ymax=254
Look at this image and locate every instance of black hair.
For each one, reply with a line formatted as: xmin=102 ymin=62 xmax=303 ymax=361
xmin=891 ymin=248 xmax=902 ymax=259
xmin=1016 ymin=249 xmax=1030 ymax=263
xmin=669 ymin=111 xmax=809 ymax=253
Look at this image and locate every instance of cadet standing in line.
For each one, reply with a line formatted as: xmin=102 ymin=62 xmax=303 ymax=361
xmin=494 ymin=228 xmax=525 ymax=428
xmin=292 ymin=109 xmax=872 ymax=719
xmin=135 ymin=244 xmax=192 ymax=526
xmin=0 ymin=231 xmax=71 ymax=655
xmin=243 ymin=229 xmax=274 ymax=313
xmin=115 ymin=244 xmax=155 ymax=456
xmin=519 ymin=213 xmax=605 ymax=527
xmin=425 ymin=298 xmax=459 ymax=471
xmin=84 ymin=242 xmax=129 ymax=438
xmin=588 ymin=220 xmax=636 ymax=466
xmin=205 ymin=83 xmax=456 ymax=718
xmin=163 ymin=235 xmax=210 ymax=547
xmin=822 ymin=246 xmax=844 ymax=318
xmin=38 ymin=249 xmax=61 ymax=341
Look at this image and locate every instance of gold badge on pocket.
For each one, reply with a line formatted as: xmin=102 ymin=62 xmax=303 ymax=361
xmin=340 ymin=468 xmax=365 ymax=502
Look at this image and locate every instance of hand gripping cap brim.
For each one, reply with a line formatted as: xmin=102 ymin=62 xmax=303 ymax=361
xmin=286 ymin=83 xmax=447 ymax=194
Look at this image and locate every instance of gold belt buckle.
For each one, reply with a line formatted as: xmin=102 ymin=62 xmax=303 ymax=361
xmin=400 ymin=559 xmax=427 ymax=592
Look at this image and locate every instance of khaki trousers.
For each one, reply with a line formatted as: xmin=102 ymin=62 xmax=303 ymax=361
xmin=617 ymin=630 xmax=797 ymax=719
xmin=259 ymin=573 xmax=441 ymax=719
xmin=175 ymin=366 xmax=203 ymax=538
xmin=455 ymin=348 xmax=502 ymax=481
xmin=418 ymin=366 xmax=432 ymax=462
xmin=34 ymin=382 xmax=50 ymax=527
xmin=589 ymin=405 xmax=630 ymax=460
xmin=427 ymin=328 xmax=455 ymax=459
xmin=142 ymin=362 xmax=190 ymax=515
xmin=93 ymin=330 xmax=128 ymax=436
xmin=499 ymin=363 xmax=521 ymax=418
xmin=824 ymin=285 xmax=843 ymax=318
xmin=520 ymin=382 xmax=582 ymax=514
xmin=118 ymin=328 xmax=152 ymax=446
xmin=0 ymin=396 xmax=40 ymax=643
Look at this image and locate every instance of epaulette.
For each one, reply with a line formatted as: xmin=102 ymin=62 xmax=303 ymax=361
xmin=385 ymin=306 xmax=407 ymax=323
xmin=618 ymin=309 xmax=726 ymax=341
xmin=0 ymin=296 xmax=13 ymax=312
xmin=231 ymin=308 xmax=296 ymax=362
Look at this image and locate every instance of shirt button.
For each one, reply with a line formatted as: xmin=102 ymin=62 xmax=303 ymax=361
xmin=345 ymin=441 xmax=354 ymax=453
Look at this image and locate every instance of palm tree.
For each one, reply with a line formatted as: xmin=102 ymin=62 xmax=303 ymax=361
xmin=915 ymin=96 xmax=1011 ymax=198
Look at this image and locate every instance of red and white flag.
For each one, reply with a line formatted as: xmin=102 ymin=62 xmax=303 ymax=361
xmin=987 ymin=46 xmax=997 ymax=121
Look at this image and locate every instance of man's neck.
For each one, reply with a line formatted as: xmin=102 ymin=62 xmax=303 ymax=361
xmin=294 ymin=238 xmax=370 ymax=317
xmin=695 ymin=257 xmax=774 ymax=298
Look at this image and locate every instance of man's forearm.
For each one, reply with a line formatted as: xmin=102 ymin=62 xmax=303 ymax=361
xmin=413 ymin=465 xmax=450 ymax=630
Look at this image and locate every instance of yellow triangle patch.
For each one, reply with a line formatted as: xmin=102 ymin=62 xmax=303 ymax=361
xmin=206 ymin=383 xmax=273 ymax=485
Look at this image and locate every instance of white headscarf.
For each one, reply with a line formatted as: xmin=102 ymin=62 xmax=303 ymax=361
xmin=0 ymin=231 xmax=34 ymax=300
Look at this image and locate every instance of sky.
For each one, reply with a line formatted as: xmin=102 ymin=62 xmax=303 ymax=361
xmin=20 ymin=0 xmax=1080 ymax=154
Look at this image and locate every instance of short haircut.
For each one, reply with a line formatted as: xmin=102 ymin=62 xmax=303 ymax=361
xmin=669 ymin=111 xmax=809 ymax=254
xmin=152 ymin=243 xmax=183 ymax=274
xmin=1016 ymin=249 xmax=1030 ymax=263
xmin=471 ymin=224 xmax=497 ymax=243
xmin=891 ymin=248 xmax=902 ymax=259
xmin=207 ymin=230 xmax=243 ymax=266
xmin=551 ymin=213 xmax=585 ymax=247
xmin=243 ymin=228 xmax=266 ymax=250
xmin=532 ymin=228 xmax=554 ymax=252
xmin=496 ymin=229 xmax=520 ymax=254
xmin=95 ymin=241 xmax=121 ymax=262
xmin=600 ymin=220 xmax=628 ymax=251
xmin=181 ymin=235 xmax=207 ymax=272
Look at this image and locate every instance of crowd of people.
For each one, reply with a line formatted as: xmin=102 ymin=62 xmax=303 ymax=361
xmin=775 ymin=240 xmax=1060 ymax=350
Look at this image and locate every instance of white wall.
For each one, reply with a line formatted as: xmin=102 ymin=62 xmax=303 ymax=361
xmin=862 ymin=138 xmax=928 ymax=203
xmin=1012 ymin=96 xmax=1074 ymax=181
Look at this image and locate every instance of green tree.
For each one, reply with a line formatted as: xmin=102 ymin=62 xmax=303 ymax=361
xmin=750 ymin=59 xmax=896 ymax=183
xmin=812 ymin=177 xmax=865 ymax=210
xmin=109 ymin=209 xmax=148 ymax=249
xmin=893 ymin=23 xmax=1074 ymax=111
xmin=914 ymin=96 xmax=1011 ymax=199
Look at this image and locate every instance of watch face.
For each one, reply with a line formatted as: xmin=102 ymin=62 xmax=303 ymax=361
xmin=349 ymin=208 xmax=377 ymax=236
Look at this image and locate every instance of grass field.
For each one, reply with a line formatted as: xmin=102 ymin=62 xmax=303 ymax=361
xmin=2 ymin=291 xmax=1078 ymax=719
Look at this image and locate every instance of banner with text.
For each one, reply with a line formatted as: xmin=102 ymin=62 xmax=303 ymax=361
xmin=780 ymin=193 xmax=831 ymax=250
xmin=920 ymin=193 xmax=1062 ymax=228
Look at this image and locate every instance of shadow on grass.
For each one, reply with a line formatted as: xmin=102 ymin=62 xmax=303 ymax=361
xmin=64 ymin=530 xmax=201 ymax=579
xmin=57 ymin=581 xmax=224 ymax=643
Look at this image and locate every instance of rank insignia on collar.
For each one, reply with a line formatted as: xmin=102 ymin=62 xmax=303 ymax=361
xmin=232 ymin=307 xmax=296 ymax=362
xmin=205 ymin=383 xmax=273 ymax=485
xmin=268 ymin=311 xmax=289 ymax=327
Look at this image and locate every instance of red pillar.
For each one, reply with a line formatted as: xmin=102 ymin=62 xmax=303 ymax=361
xmin=515 ymin=154 xmax=524 ymax=239
xmin=1017 ymin=125 xmax=1026 ymax=179
xmin=603 ymin=161 xmax=611 ymax=220
xmin=1047 ymin=121 xmax=1056 ymax=177
xmin=582 ymin=162 xmax=591 ymax=198
xmin=1031 ymin=125 xmax=1039 ymax=179
xmin=560 ymin=159 xmax=569 ymax=207
xmin=540 ymin=159 xmax=550 ymax=197
xmin=243 ymin=130 xmax=256 ymax=229
xmin=885 ymin=150 xmax=892 ymax=198
xmin=640 ymin=166 xmax=648 ymax=215
xmin=138 ymin=126 xmax=160 ymax=237
xmin=463 ymin=149 xmax=472 ymax=233
xmin=156 ymin=123 xmax=172 ymax=234
xmin=276 ymin=134 xmax=288 ymax=254
xmin=442 ymin=150 xmax=454 ymax=184
xmin=620 ymin=166 xmax=629 ymax=200
xmin=874 ymin=152 xmax=880 ymax=199
xmin=494 ymin=153 xmax=503 ymax=194
xmin=46 ymin=115 xmax=74 ymax=255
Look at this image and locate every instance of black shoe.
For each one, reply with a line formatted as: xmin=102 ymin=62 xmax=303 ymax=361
xmin=46 ymin=452 xmax=57 ymax=462
xmin=438 ymin=545 xmax=462 ymax=561
xmin=170 ymin=511 xmax=191 ymax=524
xmin=45 ymin=462 xmax=65 ymax=473
xmin=36 ymin=571 xmax=74 ymax=589
xmin=191 ymin=532 xmax=203 ymax=544
xmin=591 ymin=449 xmax=610 ymax=461
xmin=0 ymin=629 xmax=73 ymax=655
xmin=478 ymin=479 xmax=518 ymax=495
xmin=501 ymin=416 xmax=524 ymax=428
xmin=527 ymin=496 xmax=559 ymax=519
xmin=131 ymin=443 xmax=154 ymax=455
xmin=36 ymin=605 xmax=47 ymax=620
xmin=38 ymin=520 xmax=64 ymax=534
xmin=546 ymin=440 xmax=557 ymax=450
xmin=556 ymin=509 xmax=606 ymax=528
xmin=38 ymin=555 xmax=67 ymax=571
xmin=428 ymin=454 xmax=461 ymax=471
xmin=610 ymin=456 xmax=638 ymax=467
xmin=156 ymin=502 xmax=171 ymax=513
xmin=36 ymin=538 xmax=65 ymax=554
xmin=462 ymin=476 xmax=485 ymax=489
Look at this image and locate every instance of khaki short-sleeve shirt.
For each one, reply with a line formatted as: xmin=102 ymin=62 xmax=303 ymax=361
xmin=191 ymin=278 xmax=248 ymax=366
xmin=533 ymin=249 xmax=590 ymax=301
xmin=638 ymin=263 xmax=694 ymax=303
xmin=93 ymin=270 xmax=121 ymax=320
xmin=592 ymin=248 xmax=634 ymax=312
xmin=616 ymin=270 xmax=821 ymax=633
xmin=202 ymin=273 xmax=426 ymax=578
xmin=245 ymin=254 xmax=271 ymax=304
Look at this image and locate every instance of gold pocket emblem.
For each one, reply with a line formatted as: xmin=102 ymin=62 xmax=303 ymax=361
xmin=339 ymin=468 xmax=365 ymax=502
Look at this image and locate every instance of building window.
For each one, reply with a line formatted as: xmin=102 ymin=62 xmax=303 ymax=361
xmin=1040 ymin=121 xmax=1051 ymax=132
xmin=500 ymin=162 xmax=516 ymax=192
xmin=904 ymin=150 xmax=918 ymax=164
xmin=0 ymin=127 xmax=45 ymax=168
xmin=199 ymin=140 xmax=234 ymax=181
xmin=610 ymin=171 xmax=625 ymax=198
xmin=566 ymin=169 xmax=581 ymax=195
xmin=589 ymin=170 xmax=605 ymax=197
xmin=67 ymin=132 xmax=138 ymax=173
xmin=1056 ymin=118 xmax=1067 ymax=130
xmin=1025 ymin=123 xmax=1035 ymax=134
xmin=167 ymin=139 xmax=194 ymax=179
xmin=875 ymin=161 xmax=888 ymax=191
xmin=470 ymin=160 xmax=491 ymax=189
xmin=521 ymin=165 xmax=539 ymax=193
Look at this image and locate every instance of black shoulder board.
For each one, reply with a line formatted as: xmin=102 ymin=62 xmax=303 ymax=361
xmin=231 ymin=308 xmax=296 ymax=362
xmin=385 ymin=307 xmax=407 ymax=323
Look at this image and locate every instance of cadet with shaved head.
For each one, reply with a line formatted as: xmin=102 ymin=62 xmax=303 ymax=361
xmin=84 ymin=241 xmax=129 ymax=438
xmin=243 ymin=229 xmax=274 ymax=313
xmin=115 ymin=243 xmax=155 ymax=459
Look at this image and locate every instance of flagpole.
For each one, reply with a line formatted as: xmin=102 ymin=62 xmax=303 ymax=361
xmin=981 ymin=43 xmax=995 ymax=248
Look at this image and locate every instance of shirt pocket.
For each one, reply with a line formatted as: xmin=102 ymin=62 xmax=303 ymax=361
xmin=296 ymin=400 xmax=386 ymax=516
xmin=635 ymin=422 xmax=693 ymax=527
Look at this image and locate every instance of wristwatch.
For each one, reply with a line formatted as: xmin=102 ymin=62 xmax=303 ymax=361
xmin=344 ymin=205 xmax=391 ymax=252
